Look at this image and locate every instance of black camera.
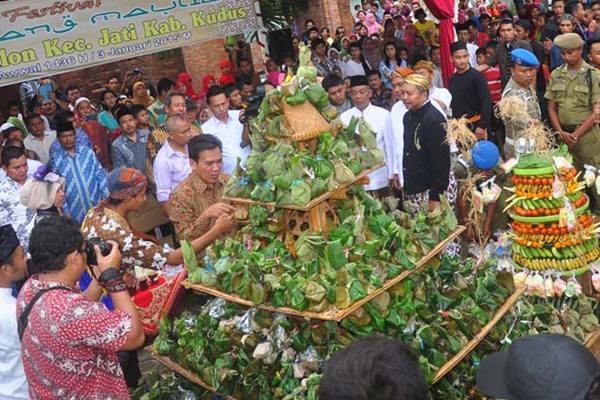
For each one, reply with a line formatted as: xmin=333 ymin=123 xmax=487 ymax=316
xmin=241 ymin=85 xmax=266 ymax=124
xmin=86 ymin=237 xmax=114 ymax=266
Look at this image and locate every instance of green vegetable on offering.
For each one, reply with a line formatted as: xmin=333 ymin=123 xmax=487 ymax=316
xmin=273 ymin=172 xmax=293 ymax=191
xmin=296 ymin=66 xmax=318 ymax=82
xmin=359 ymin=148 xmax=385 ymax=168
xmin=332 ymin=159 xmax=356 ymax=184
xmin=320 ymin=104 xmax=339 ymax=121
xmin=316 ymin=132 xmax=334 ymax=155
xmin=325 ymin=239 xmax=347 ymax=270
xmin=357 ymin=118 xmax=379 ymax=150
xmin=286 ymin=91 xmax=307 ymax=105
xmin=310 ymin=178 xmax=328 ymax=197
xmin=290 ymin=179 xmax=312 ymax=206
xmin=304 ymin=281 xmax=327 ymax=303
xmin=304 ymin=84 xmax=328 ymax=108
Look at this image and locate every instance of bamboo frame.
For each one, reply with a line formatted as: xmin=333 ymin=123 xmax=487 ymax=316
xmin=149 ymin=350 xmax=238 ymax=400
xmin=222 ymin=163 xmax=385 ymax=211
xmin=432 ymin=284 xmax=527 ymax=384
xmin=181 ymin=226 xmax=466 ymax=321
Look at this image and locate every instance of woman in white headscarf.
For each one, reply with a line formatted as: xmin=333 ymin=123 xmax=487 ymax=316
xmin=20 ymin=165 xmax=65 ymax=224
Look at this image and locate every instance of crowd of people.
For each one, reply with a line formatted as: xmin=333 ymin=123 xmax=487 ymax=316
xmin=1 ymin=0 xmax=600 ymax=399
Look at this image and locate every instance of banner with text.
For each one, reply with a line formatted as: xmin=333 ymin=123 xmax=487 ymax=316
xmin=0 ymin=0 xmax=258 ymax=87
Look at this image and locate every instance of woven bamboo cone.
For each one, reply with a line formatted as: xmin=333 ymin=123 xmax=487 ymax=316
xmin=281 ymin=101 xmax=330 ymax=141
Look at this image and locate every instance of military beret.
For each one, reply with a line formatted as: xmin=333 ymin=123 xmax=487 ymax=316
xmin=472 ymin=140 xmax=500 ymax=170
xmin=511 ymin=48 xmax=539 ymax=67
xmin=553 ymin=33 xmax=584 ymax=49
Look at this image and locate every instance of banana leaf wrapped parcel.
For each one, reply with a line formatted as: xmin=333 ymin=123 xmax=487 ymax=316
xmin=151 ymin=256 xmax=587 ymax=400
xmin=185 ymin=188 xmax=461 ymax=313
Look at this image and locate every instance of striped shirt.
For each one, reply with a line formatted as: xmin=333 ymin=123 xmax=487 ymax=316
xmin=481 ymin=65 xmax=502 ymax=103
xmin=50 ymin=145 xmax=108 ymax=222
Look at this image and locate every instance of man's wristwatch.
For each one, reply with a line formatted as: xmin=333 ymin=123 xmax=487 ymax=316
xmin=98 ymin=267 xmax=128 ymax=293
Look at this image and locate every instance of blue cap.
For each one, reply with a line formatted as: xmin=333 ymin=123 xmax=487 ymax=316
xmin=472 ymin=140 xmax=500 ymax=170
xmin=511 ymin=48 xmax=539 ymax=67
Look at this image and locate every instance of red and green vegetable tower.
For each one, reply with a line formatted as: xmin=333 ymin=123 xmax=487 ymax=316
xmin=507 ymin=148 xmax=599 ymax=272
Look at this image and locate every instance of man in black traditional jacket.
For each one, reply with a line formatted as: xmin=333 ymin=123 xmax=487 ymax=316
xmin=400 ymin=73 xmax=450 ymax=214
xmin=449 ymin=41 xmax=492 ymax=141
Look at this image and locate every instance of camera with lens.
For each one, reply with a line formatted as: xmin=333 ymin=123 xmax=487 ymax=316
xmin=240 ymin=84 xmax=266 ymax=124
xmin=86 ymin=237 xmax=114 ymax=266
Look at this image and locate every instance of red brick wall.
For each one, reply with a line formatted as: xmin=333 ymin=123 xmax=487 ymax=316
xmin=182 ymin=38 xmax=229 ymax=95
xmin=337 ymin=0 xmax=356 ymax=34
xmin=53 ymin=50 xmax=187 ymax=102
xmin=296 ymin=0 xmax=355 ymax=37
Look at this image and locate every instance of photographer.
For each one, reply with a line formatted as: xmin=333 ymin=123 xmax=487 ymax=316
xmin=17 ymin=216 xmax=144 ymax=399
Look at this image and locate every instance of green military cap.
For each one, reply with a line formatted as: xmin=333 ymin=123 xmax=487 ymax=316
xmin=553 ymin=33 xmax=584 ymax=49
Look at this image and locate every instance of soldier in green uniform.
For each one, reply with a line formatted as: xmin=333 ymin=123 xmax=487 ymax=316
xmin=501 ymin=48 xmax=542 ymax=159
xmin=545 ymin=32 xmax=600 ymax=214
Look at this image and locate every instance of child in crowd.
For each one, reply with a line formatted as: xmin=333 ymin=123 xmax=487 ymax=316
xmin=130 ymin=105 xmax=153 ymax=137
xmin=185 ymin=99 xmax=203 ymax=135
xmin=475 ymin=47 xmax=502 ymax=105
xmin=7 ymin=100 xmax=23 ymax=122
xmin=75 ymin=97 xmax=111 ymax=169
xmin=98 ymin=89 xmax=119 ymax=133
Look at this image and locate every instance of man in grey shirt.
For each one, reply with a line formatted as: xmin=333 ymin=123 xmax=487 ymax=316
xmin=112 ymin=107 xmax=148 ymax=174
xmin=322 ymin=73 xmax=353 ymax=114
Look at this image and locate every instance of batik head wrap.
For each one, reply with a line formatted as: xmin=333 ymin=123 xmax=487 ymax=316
xmin=413 ymin=60 xmax=434 ymax=73
xmin=107 ymin=167 xmax=147 ymax=201
xmin=404 ymin=73 xmax=429 ymax=90
xmin=393 ymin=67 xmax=413 ymax=78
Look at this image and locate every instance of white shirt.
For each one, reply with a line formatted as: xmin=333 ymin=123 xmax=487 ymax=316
xmin=427 ymin=89 xmax=458 ymax=153
xmin=23 ymin=130 xmax=56 ymax=164
xmin=201 ymin=110 xmax=250 ymax=176
xmin=0 ymin=288 xmax=28 ymax=399
xmin=153 ymin=140 xmax=191 ymax=203
xmin=342 ymin=59 xmax=369 ymax=78
xmin=384 ymin=100 xmax=408 ymax=185
xmin=467 ymin=43 xmax=478 ymax=68
xmin=0 ymin=288 xmax=29 ymax=400
xmin=41 ymin=115 xmax=50 ymax=131
xmin=341 ymin=104 xmax=390 ymax=191
xmin=429 ymin=86 xmax=452 ymax=118
xmin=432 ymin=68 xmax=444 ymax=88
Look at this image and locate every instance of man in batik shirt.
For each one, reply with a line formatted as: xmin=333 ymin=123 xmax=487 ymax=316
xmin=168 ymin=134 xmax=236 ymax=241
xmin=0 ymin=147 xmax=35 ymax=250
